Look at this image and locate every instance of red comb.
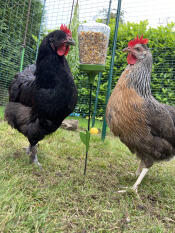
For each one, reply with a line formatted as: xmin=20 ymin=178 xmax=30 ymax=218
xmin=60 ymin=24 xmax=72 ymax=36
xmin=128 ymin=35 xmax=148 ymax=48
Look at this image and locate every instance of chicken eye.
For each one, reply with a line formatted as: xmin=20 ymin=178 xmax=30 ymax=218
xmin=135 ymin=47 xmax=140 ymax=51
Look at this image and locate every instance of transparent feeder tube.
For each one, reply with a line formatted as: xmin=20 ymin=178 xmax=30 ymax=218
xmin=78 ymin=22 xmax=110 ymax=66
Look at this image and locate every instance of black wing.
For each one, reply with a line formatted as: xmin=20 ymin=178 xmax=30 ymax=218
xmin=9 ymin=64 xmax=36 ymax=107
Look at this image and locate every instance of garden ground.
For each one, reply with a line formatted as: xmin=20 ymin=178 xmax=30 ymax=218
xmin=0 ymin=107 xmax=175 ymax=232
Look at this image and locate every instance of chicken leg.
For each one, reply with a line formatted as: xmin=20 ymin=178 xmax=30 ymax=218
xmin=132 ymin=167 xmax=149 ymax=191
xmin=29 ymin=145 xmax=42 ymax=169
xmin=26 ymin=145 xmax=31 ymax=154
xmin=136 ymin=160 xmax=146 ymax=176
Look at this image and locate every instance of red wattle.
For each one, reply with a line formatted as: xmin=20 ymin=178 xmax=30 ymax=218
xmin=57 ymin=44 xmax=69 ymax=56
xmin=127 ymin=53 xmax=137 ymax=65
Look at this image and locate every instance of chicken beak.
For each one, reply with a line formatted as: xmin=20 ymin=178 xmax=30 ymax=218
xmin=122 ymin=47 xmax=130 ymax=53
xmin=67 ymin=38 xmax=76 ymax=46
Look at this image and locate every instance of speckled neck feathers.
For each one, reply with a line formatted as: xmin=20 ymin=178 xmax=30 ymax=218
xmin=126 ymin=52 xmax=152 ymax=98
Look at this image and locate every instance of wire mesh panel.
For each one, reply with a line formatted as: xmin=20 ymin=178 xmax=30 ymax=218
xmin=0 ymin=0 xmax=44 ymax=105
xmin=0 ymin=0 xmax=175 ymax=124
xmin=45 ymin=0 xmax=112 ymax=28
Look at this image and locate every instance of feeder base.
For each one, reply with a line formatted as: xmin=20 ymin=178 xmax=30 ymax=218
xmin=80 ymin=64 xmax=105 ymax=72
xmin=80 ymin=64 xmax=105 ymax=84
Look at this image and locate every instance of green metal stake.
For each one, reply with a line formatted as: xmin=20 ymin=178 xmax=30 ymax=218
xmin=79 ymin=64 xmax=105 ymax=175
xmin=101 ymin=0 xmax=122 ymax=141
xmin=92 ymin=72 xmax=101 ymax=127
xmin=91 ymin=0 xmax=112 ymax=128
xmin=106 ymin=0 xmax=112 ymax=25
xmin=83 ymin=72 xmax=97 ymax=175
xmin=19 ymin=0 xmax=32 ymax=71
xmin=80 ymin=75 xmax=95 ymax=176
xmin=20 ymin=48 xmax=25 ymax=72
xmin=83 ymin=82 xmax=92 ymax=176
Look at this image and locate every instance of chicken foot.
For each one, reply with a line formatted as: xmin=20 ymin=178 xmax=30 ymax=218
xmin=118 ymin=167 xmax=149 ymax=193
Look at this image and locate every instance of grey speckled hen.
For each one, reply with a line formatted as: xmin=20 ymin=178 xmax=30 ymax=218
xmin=106 ymin=36 xmax=175 ymax=192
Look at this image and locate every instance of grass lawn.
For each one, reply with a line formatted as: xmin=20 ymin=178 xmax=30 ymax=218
xmin=0 ymin=106 xmax=175 ymax=232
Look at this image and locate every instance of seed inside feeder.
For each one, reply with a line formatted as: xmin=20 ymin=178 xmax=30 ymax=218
xmin=79 ymin=23 xmax=110 ymax=65
xmin=79 ymin=31 xmax=109 ymax=65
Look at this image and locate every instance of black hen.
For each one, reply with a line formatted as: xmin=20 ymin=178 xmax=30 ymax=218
xmin=5 ymin=25 xmax=78 ymax=167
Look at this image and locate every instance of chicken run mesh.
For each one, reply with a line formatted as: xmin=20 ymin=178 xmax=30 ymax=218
xmin=0 ymin=0 xmax=175 ymax=127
